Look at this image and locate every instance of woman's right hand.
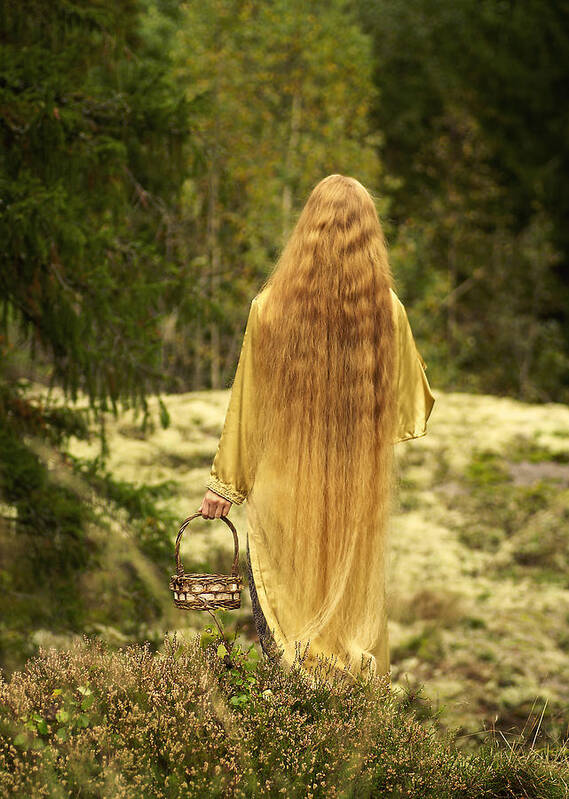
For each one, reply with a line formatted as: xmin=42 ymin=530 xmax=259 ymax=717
xmin=199 ymin=488 xmax=232 ymax=519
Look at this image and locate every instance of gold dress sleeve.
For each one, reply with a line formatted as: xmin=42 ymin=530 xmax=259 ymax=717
xmin=205 ymin=297 xmax=259 ymax=504
xmin=392 ymin=291 xmax=435 ymax=444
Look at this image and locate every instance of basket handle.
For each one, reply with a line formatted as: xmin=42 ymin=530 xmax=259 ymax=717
xmin=174 ymin=510 xmax=240 ymax=579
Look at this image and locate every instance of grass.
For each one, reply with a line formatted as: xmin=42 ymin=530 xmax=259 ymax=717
xmin=1 ymin=633 xmax=568 ymax=799
xmin=3 ymin=385 xmax=569 ymax=767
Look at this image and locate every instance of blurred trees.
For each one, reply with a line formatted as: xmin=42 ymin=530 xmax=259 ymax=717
xmin=3 ymin=0 xmax=567 ymax=405
xmin=164 ymin=0 xmax=382 ymax=390
xmin=357 ymin=0 xmax=569 ymax=401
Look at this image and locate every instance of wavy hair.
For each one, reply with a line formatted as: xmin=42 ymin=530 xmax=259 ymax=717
xmin=250 ymin=174 xmax=398 ymax=673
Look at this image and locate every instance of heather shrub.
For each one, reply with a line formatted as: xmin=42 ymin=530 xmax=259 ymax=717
xmin=1 ymin=634 xmax=567 ymax=798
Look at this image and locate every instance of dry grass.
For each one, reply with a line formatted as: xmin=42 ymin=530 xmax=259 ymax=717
xmin=1 ymin=634 xmax=568 ymax=798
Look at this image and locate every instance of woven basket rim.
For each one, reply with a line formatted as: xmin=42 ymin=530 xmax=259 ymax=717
xmin=170 ymin=572 xmax=243 ymax=580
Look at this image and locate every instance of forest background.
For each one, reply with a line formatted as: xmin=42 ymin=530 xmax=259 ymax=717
xmin=1 ymin=0 xmax=569 ymax=754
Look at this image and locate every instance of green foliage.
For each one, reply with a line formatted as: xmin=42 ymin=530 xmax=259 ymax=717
xmin=164 ymin=0 xmax=385 ymax=390
xmin=0 ymin=404 xmax=177 ymax=673
xmin=0 ymin=0 xmax=190 ymax=410
xmin=68 ymin=453 xmax=177 ymax=565
xmin=12 ymin=685 xmax=94 ymax=750
xmin=357 ymin=0 xmax=569 ymax=402
xmin=393 ymin=624 xmax=446 ymax=665
xmin=211 ymin=630 xmax=262 ymax=710
xmin=0 ymin=415 xmax=91 ymax=580
xmin=0 ymin=382 xmax=90 ymax=447
xmin=506 ymin=435 xmax=569 ymax=465
xmin=0 ymin=410 xmax=92 ymax=670
xmin=0 ymin=1 xmax=191 ymax=668
xmin=446 ymin=440 xmax=569 ymax=585
xmin=0 ymin=634 xmax=567 ymax=798
xmin=464 ymin=449 xmax=511 ymax=488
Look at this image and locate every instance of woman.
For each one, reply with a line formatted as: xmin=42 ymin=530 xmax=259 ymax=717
xmin=198 ymin=174 xmax=435 ymax=682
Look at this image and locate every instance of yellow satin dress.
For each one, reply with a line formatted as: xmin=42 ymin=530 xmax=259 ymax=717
xmin=206 ymin=287 xmax=435 ymax=680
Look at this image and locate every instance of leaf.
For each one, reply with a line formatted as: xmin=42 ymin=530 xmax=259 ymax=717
xmin=77 ymin=714 xmax=90 ymax=728
xmin=78 ymin=686 xmax=92 ymax=696
xmin=244 ymin=648 xmax=260 ymax=670
xmin=36 ymin=719 xmax=48 ymax=735
xmin=81 ymin=695 xmax=94 ymax=711
xmin=31 ymin=738 xmax=46 ymax=750
xmin=200 ymin=628 xmax=216 ymax=649
xmin=216 ymin=643 xmax=229 ymax=658
xmin=159 ymin=397 xmax=170 ymax=429
xmin=56 ymin=709 xmax=69 ymax=723
xmin=14 ymin=733 xmax=28 ymax=747
xmin=56 ymin=728 xmax=68 ymax=741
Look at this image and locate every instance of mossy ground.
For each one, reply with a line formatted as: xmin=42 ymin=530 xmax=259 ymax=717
xmin=3 ymin=386 xmax=569 ymax=760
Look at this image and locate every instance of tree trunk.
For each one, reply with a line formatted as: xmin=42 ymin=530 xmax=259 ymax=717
xmin=447 ymin=232 xmax=457 ymax=372
xmin=282 ymin=92 xmax=302 ymax=244
xmin=207 ymin=97 xmax=222 ymax=390
xmin=208 ymin=170 xmax=221 ymax=390
xmin=193 ymin=322 xmax=204 ymax=390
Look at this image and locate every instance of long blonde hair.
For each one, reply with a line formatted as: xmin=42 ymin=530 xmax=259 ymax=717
xmin=250 ymin=174 xmax=397 ymax=672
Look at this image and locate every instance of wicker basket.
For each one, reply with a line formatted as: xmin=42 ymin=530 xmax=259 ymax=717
xmin=169 ymin=511 xmax=243 ymax=611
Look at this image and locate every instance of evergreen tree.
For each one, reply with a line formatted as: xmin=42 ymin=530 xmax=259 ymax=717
xmin=0 ymin=0 xmax=190 ymax=409
xmin=0 ymin=0 xmax=191 ymax=668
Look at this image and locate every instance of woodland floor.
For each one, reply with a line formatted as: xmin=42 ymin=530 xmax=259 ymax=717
xmin=25 ymin=386 xmax=569 ymax=752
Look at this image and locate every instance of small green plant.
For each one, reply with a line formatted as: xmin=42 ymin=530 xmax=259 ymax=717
xmin=199 ymin=614 xmax=261 ymax=710
xmin=12 ymin=685 xmax=96 ymax=751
